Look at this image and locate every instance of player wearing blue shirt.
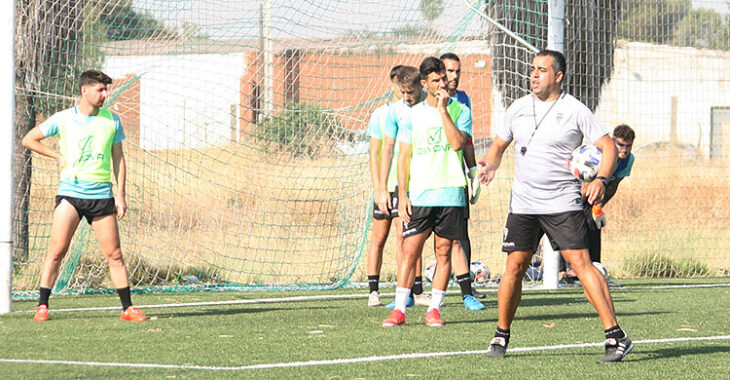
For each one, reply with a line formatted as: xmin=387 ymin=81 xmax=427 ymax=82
xmin=441 ymin=52 xmax=487 ymax=301
xmin=22 ymin=70 xmax=146 ymax=323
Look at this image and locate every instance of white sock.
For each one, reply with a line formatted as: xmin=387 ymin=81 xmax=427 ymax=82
xmin=394 ymin=287 xmax=411 ymax=313
xmin=428 ymin=288 xmax=446 ymax=312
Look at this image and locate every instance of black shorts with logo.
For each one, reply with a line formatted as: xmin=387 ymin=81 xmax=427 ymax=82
xmin=56 ymin=195 xmax=116 ymax=225
xmin=373 ymin=187 xmax=399 ymax=220
xmin=403 ymin=206 xmax=466 ymax=241
xmin=501 ymin=211 xmax=587 ymax=253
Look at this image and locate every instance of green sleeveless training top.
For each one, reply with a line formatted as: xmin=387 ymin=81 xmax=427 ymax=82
xmin=57 ymin=108 xmax=116 ymax=183
xmin=408 ymin=101 xmax=467 ymax=194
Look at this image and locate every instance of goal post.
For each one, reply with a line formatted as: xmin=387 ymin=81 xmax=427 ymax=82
xmin=1 ymin=0 xmax=16 ymax=314
xmin=541 ymin=0 xmax=566 ymax=290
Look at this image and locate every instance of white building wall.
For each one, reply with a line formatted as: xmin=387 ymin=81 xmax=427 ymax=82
xmin=104 ymin=53 xmax=245 ymax=150
xmin=595 ymin=41 xmax=730 ymax=154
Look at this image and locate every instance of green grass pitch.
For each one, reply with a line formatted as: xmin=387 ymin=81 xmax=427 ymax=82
xmin=1 ymin=278 xmax=729 ymax=379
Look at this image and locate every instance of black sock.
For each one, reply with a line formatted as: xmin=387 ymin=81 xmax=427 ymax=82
xmin=412 ymin=276 xmax=423 ymax=295
xmin=456 ymin=273 xmax=472 ymax=298
xmin=495 ymin=327 xmax=511 ymax=345
xmin=117 ymin=287 xmax=132 ymax=311
xmin=38 ymin=287 xmax=52 ymax=307
xmin=367 ymin=275 xmax=379 ymax=293
xmin=604 ymin=325 xmax=625 ymax=340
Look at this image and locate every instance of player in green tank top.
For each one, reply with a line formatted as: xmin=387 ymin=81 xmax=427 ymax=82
xmin=382 ymin=58 xmax=480 ymax=328
xmin=21 ymin=70 xmax=146 ymax=322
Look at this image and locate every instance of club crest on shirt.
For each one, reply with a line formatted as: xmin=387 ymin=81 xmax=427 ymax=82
xmin=427 ymin=127 xmax=442 ymax=144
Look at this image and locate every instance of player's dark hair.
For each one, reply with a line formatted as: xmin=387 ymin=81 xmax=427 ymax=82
xmin=536 ymin=50 xmax=567 ymax=79
xmin=419 ymin=57 xmax=445 ymax=80
xmin=79 ymin=70 xmax=112 ymax=91
xmin=389 ymin=65 xmax=405 ymax=81
xmin=439 ymin=52 xmax=460 ymax=63
xmin=397 ymin=66 xmax=420 ymax=89
xmin=613 ymin=124 xmax=636 ymax=142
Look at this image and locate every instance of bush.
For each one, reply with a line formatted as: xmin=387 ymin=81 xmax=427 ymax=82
xmin=253 ymin=102 xmax=356 ymax=157
xmin=622 ymin=253 xmax=710 ymax=278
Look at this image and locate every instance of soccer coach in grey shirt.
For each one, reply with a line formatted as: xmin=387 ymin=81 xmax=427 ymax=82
xmin=477 ymin=50 xmax=633 ymax=364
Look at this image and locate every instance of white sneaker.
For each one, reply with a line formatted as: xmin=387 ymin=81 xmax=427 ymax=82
xmin=413 ymin=293 xmax=431 ymax=306
xmin=368 ymin=291 xmax=381 ymax=307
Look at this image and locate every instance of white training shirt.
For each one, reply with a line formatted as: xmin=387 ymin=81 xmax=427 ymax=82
xmin=496 ymin=91 xmax=608 ymax=214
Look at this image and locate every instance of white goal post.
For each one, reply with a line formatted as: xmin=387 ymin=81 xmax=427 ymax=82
xmin=0 ymin=0 xmax=16 ymax=314
xmin=541 ymin=0 xmax=566 ymax=290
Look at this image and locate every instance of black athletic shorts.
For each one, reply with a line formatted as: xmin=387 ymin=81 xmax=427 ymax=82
xmin=463 ymin=186 xmax=470 ymax=220
xmin=55 ymin=195 xmax=116 ymax=225
xmin=501 ymin=211 xmax=587 ymax=253
xmin=373 ymin=187 xmax=399 ymax=220
xmin=402 ymin=206 xmax=466 ymax=240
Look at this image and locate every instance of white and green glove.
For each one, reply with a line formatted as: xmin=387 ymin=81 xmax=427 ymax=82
xmin=468 ymin=166 xmax=481 ymax=205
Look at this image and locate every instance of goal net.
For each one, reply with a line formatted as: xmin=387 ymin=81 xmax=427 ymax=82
xmin=11 ymin=0 xmax=730 ymax=298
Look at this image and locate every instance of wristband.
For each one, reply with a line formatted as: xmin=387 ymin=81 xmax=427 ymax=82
xmin=596 ymin=176 xmax=609 ymax=185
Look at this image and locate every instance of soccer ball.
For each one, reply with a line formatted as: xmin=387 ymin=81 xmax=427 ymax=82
xmin=525 ymin=265 xmax=543 ymax=282
xmin=592 ymin=261 xmax=609 ymax=279
xmin=569 ymin=144 xmax=602 ymax=181
xmin=469 ymin=261 xmax=491 ymax=284
xmin=424 ymin=259 xmax=438 ymax=283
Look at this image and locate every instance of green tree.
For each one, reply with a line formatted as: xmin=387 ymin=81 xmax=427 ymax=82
xmin=420 ymin=0 xmax=444 ymax=31
xmin=671 ymin=8 xmax=730 ymax=50
xmin=618 ymin=0 xmax=692 ymax=44
xmin=93 ymin=0 xmax=178 ymax=41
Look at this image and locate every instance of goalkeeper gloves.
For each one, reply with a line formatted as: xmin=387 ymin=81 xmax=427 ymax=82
xmin=592 ymin=204 xmax=606 ymax=229
xmin=468 ymin=166 xmax=481 ymax=205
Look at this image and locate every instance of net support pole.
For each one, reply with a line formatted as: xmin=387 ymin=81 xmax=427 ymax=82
xmin=542 ymin=0 xmax=565 ymax=290
xmin=262 ymin=0 xmax=274 ymax=118
xmin=547 ymin=0 xmax=565 ymax=53
xmin=0 ymin=0 xmax=16 ymax=314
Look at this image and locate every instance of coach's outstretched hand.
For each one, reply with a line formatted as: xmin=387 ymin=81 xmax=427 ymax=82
xmin=477 ymin=159 xmax=496 ymax=186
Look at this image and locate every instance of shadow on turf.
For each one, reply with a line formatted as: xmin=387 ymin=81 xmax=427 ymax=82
xmin=444 ymin=310 xmax=668 ymax=326
xmin=436 ymin=294 xmax=635 ymax=309
xmin=518 ymin=342 xmax=730 ymax=362
xmin=626 ymin=344 xmax=730 ymax=362
xmin=149 ymin=305 xmax=329 ymax=319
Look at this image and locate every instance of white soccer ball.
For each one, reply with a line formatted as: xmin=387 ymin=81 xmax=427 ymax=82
xmin=525 ymin=265 xmax=543 ymax=282
xmin=570 ymin=144 xmax=602 ymax=181
xmin=469 ymin=261 xmax=491 ymax=284
xmin=424 ymin=259 xmax=438 ymax=283
xmin=592 ymin=261 xmax=609 ymax=279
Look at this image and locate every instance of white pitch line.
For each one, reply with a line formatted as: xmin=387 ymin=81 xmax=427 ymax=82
xmin=1 ymin=335 xmax=728 ymax=371
xmin=12 ymin=282 xmax=730 ymax=314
